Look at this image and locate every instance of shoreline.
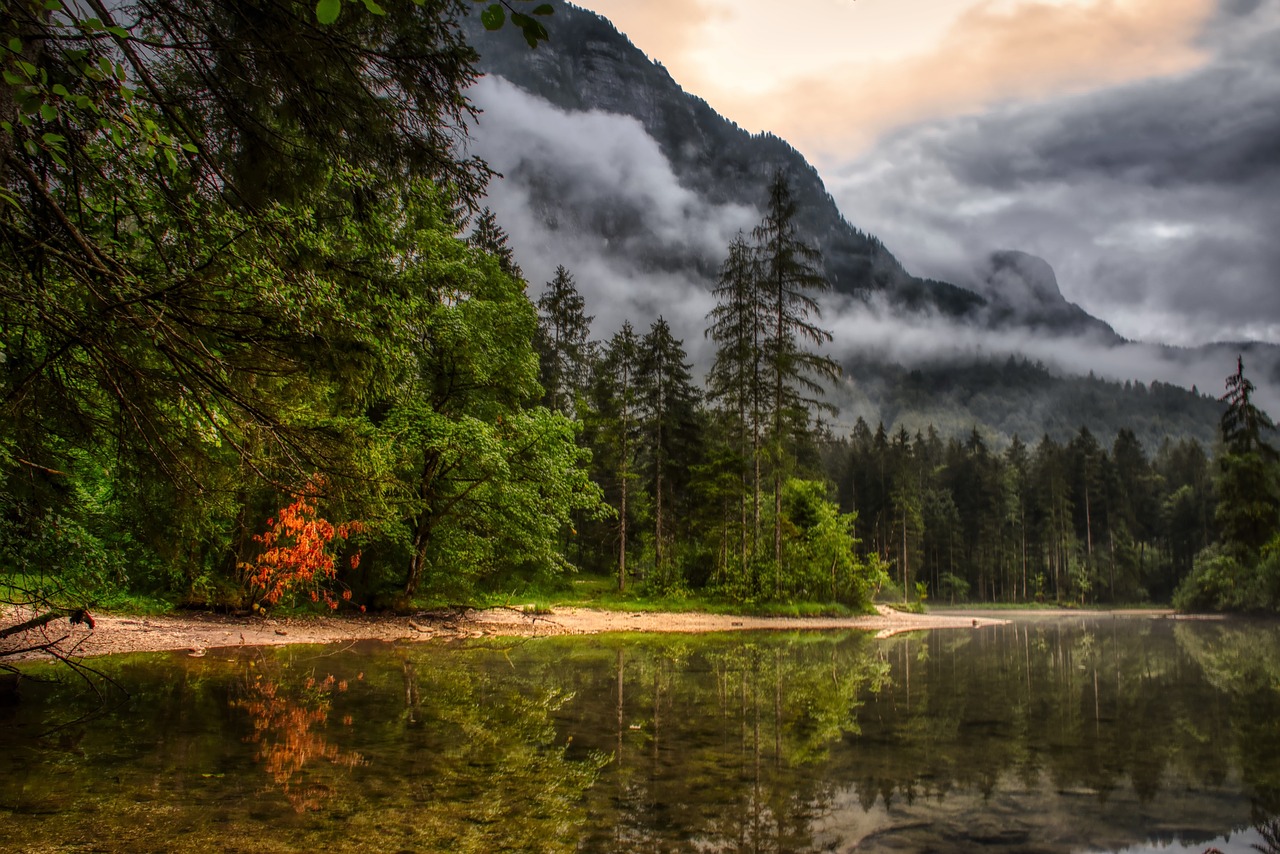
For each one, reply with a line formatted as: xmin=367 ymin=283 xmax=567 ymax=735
xmin=2 ymin=604 xmax=1024 ymax=660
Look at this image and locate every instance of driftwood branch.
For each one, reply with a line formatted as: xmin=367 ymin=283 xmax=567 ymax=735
xmin=0 ymin=610 xmax=64 ymax=641
xmin=0 ymin=608 xmax=95 ymax=642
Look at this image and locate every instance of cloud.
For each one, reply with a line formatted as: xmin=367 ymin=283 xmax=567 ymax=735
xmin=468 ymin=75 xmax=757 ymax=358
xmin=466 ymin=69 xmax=1280 ymax=425
xmin=827 ymin=0 xmax=1280 ymax=349
xmin=824 ymin=293 xmax=1279 ymax=414
xmin=703 ymin=0 xmax=1216 ymax=160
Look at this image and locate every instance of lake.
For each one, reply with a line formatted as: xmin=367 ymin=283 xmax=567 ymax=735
xmin=2 ymin=615 xmax=1279 ymax=852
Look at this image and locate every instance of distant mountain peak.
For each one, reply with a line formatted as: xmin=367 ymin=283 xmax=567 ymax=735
xmin=964 ymin=250 xmax=1122 ymax=342
xmin=983 ymin=251 xmax=1064 ymax=307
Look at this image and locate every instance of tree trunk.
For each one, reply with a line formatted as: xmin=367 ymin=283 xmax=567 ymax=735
xmin=619 ymin=459 xmax=628 ymax=593
xmin=404 ymin=453 xmax=442 ymax=598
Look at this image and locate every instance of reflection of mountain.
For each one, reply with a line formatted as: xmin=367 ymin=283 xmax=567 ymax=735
xmin=461 ymin=4 xmax=1280 ymax=440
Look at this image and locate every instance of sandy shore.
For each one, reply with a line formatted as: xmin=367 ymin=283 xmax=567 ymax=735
xmin=1 ymin=604 xmax=1012 ymax=660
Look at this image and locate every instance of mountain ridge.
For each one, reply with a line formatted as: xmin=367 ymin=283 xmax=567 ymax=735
xmin=463 ymin=3 xmax=1139 ymax=337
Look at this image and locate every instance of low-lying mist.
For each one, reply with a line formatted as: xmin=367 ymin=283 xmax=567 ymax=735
xmin=467 ymin=76 xmax=1280 ymax=429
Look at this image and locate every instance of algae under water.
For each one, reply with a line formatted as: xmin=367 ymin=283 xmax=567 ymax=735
xmin=2 ymin=616 xmax=1279 ymax=852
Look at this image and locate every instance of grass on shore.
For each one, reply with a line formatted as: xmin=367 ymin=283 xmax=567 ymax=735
xmin=471 ymin=575 xmax=875 ymax=620
xmin=4 ymin=569 xmax=1174 ymax=621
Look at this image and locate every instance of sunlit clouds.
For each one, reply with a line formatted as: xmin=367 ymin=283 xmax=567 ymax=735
xmin=582 ymin=0 xmax=1216 ymax=160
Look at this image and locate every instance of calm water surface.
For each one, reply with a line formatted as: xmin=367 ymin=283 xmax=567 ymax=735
xmin=3 ymin=615 xmax=1280 ymax=853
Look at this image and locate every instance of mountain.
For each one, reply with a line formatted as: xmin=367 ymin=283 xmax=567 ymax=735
xmin=463 ymin=5 xmax=983 ymax=316
xmin=977 ymin=251 xmax=1123 ymax=342
xmin=457 ymin=3 xmax=1276 ymax=448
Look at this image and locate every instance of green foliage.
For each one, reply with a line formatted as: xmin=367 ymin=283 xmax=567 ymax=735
xmin=1172 ymin=545 xmax=1247 ymax=611
xmin=475 ymin=1 xmax=554 ymax=47
xmin=0 ymin=0 xmax=600 ymax=615
xmin=780 ymin=478 xmax=880 ymax=605
xmin=535 ymin=265 xmax=594 ymax=415
xmin=936 ymin=572 xmax=970 ymax=603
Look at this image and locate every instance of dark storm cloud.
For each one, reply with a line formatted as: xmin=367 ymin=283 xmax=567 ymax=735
xmin=830 ymin=0 xmax=1280 ymax=349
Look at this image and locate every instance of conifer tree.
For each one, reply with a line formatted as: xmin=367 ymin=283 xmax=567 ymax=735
xmin=588 ymin=321 xmax=642 ymax=591
xmin=1216 ymin=356 xmax=1280 ymax=555
xmin=752 ymin=170 xmax=841 ymax=574
xmin=705 ymin=233 xmax=766 ymax=568
xmin=468 ymin=208 xmax=523 ymax=280
xmin=535 ymin=266 xmax=594 ymax=416
xmin=636 ymin=317 xmax=700 ymax=589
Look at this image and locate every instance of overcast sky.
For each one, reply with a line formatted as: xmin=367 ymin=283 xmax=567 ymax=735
xmin=576 ymin=0 xmax=1280 ymax=349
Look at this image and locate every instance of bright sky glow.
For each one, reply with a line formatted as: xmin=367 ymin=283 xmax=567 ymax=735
xmin=579 ymin=0 xmax=1215 ymax=161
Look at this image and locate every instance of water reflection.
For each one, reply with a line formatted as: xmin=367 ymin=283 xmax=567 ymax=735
xmin=229 ymin=657 xmax=364 ymax=812
xmin=0 ymin=619 xmax=1278 ymax=852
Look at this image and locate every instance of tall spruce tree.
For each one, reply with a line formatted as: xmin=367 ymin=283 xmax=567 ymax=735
xmin=705 ymin=232 xmax=766 ymax=569
xmin=753 ymin=171 xmax=841 ymax=575
xmin=636 ymin=317 xmax=700 ymax=590
xmin=535 ymin=265 xmax=594 ymax=416
xmin=1216 ymin=356 xmax=1280 ymax=555
xmin=588 ymin=321 xmax=642 ymax=591
xmin=468 ymin=208 xmax=523 ymax=280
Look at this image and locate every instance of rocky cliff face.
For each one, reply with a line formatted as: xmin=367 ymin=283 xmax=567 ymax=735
xmin=980 ymin=251 xmax=1123 ymax=342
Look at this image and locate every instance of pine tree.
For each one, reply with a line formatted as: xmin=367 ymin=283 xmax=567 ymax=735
xmin=1004 ymin=435 xmax=1032 ymax=601
xmin=889 ymin=427 xmax=924 ymax=602
xmin=752 ymin=171 xmax=841 ymax=577
xmin=1221 ymin=356 xmax=1277 ymax=457
xmin=588 ymin=321 xmax=642 ymax=591
xmin=535 ymin=266 xmax=594 ymax=416
xmin=1216 ymin=356 xmax=1280 ymax=555
xmin=705 ymin=232 xmax=766 ymax=569
xmin=636 ymin=317 xmax=700 ymax=590
xmin=469 ymin=208 xmax=523 ymax=281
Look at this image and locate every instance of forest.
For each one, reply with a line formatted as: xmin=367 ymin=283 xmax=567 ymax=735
xmin=2 ymin=0 xmax=1277 ymax=625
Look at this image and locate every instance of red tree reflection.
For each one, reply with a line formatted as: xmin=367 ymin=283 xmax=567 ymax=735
xmin=232 ymin=668 xmax=364 ymax=813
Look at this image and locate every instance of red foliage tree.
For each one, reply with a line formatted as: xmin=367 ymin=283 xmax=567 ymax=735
xmin=241 ymin=480 xmax=363 ymax=610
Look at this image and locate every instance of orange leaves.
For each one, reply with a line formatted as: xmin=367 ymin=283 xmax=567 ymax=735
xmin=240 ymin=479 xmax=363 ymax=610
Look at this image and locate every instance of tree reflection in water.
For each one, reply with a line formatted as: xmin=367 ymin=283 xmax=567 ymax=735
xmin=230 ymin=657 xmax=364 ymax=813
xmin=2 ymin=620 xmax=1280 ymax=852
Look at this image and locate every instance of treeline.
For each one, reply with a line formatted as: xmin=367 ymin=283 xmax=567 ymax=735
xmin=829 ymin=423 xmax=1214 ymax=605
xmin=534 ymin=263 xmax=1237 ymax=607
xmin=550 ymin=255 xmax=1276 ymax=607
xmin=528 ymin=186 xmax=1276 ymax=608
